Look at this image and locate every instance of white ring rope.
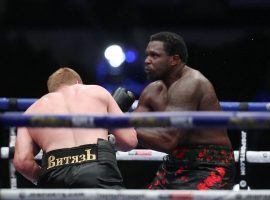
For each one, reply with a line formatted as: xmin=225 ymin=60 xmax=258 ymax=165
xmin=1 ymin=147 xmax=270 ymax=163
xmin=1 ymin=189 xmax=270 ymax=200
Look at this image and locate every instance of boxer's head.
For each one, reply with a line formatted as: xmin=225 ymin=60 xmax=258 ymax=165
xmin=144 ymin=32 xmax=188 ymax=81
xmin=47 ymin=67 xmax=83 ymax=92
xmin=150 ymin=32 xmax=188 ymax=64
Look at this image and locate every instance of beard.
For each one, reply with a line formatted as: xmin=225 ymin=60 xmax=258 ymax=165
xmin=146 ymin=73 xmax=161 ymax=81
xmin=146 ymin=73 xmax=156 ymax=81
xmin=146 ymin=69 xmax=168 ymax=81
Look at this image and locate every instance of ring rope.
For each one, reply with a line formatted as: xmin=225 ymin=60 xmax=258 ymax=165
xmin=1 ymin=98 xmax=270 ymax=111
xmin=1 ymin=189 xmax=270 ymax=200
xmin=1 ymin=147 xmax=270 ymax=163
xmin=1 ymin=111 xmax=270 ymax=129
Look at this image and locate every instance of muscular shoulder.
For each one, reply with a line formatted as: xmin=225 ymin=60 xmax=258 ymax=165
xmin=185 ymin=68 xmax=203 ymax=82
xmin=137 ymin=81 xmax=167 ymax=111
xmin=142 ymin=80 xmax=166 ymax=94
xmin=186 ymin=68 xmax=213 ymax=91
xmin=149 ymin=80 xmax=165 ymax=87
xmin=25 ymin=93 xmax=55 ymax=114
xmin=77 ymin=85 xmax=110 ymax=98
xmin=189 ymin=69 xmax=220 ymax=109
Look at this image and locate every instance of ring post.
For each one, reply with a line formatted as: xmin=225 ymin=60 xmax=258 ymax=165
xmin=239 ymin=130 xmax=248 ymax=190
xmin=8 ymin=127 xmax=17 ymax=189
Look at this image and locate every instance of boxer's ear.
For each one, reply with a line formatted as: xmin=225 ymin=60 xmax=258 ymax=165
xmin=170 ymin=55 xmax=180 ymax=66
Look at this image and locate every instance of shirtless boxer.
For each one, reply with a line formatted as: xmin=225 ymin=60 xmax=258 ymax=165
xmin=135 ymin=32 xmax=235 ymax=190
xmin=14 ymin=67 xmax=137 ymax=188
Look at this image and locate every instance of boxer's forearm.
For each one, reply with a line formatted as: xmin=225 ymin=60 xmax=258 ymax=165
xmin=15 ymin=159 xmax=41 ymax=183
xmin=113 ymin=128 xmax=138 ymax=151
xmin=136 ymin=128 xmax=179 ymax=153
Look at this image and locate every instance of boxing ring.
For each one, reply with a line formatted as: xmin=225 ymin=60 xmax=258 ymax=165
xmin=1 ymin=98 xmax=270 ymax=199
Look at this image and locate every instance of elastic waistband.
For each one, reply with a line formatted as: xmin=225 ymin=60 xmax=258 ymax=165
xmin=171 ymin=144 xmax=234 ymax=165
xmin=42 ymin=144 xmax=98 ymax=171
xmin=42 ymin=139 xmax=114 ymax=171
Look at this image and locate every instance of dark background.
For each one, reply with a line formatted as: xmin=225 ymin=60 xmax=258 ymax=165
xmin=1 ymin=0 xmax=270 ymax=189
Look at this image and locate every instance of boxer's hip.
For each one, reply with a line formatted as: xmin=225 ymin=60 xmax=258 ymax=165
xmin=38 ymin=138 xmax=123 ymax=188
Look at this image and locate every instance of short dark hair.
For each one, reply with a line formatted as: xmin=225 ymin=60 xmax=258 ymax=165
xmin=150 ymin=32 xmax=188 ymax=63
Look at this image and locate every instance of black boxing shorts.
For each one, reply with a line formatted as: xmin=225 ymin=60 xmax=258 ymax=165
xmin=37 ymin=138 xmax=124 ymax=188
xmin=147 ymin=145 xmax=235 ymax=190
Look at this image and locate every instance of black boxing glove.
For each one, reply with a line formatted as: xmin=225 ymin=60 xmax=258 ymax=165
xmin=112 ymin=87 xmax=135 ymax=112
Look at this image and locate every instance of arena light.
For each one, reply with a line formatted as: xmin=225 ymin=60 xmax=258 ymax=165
xmin=104 ymin=45 xmax=125 ymax=68
xmin=125 ymin=50 xmax=137 ymax=63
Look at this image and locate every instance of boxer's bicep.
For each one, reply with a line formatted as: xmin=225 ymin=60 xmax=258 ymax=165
xmin=134 ymin=87 xmax=152 ymax=112
xmin=199 ymin=80 xmax=221 ymax=111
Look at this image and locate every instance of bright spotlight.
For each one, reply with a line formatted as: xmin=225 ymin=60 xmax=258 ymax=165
xmin=104 ymin=45 xmax=125 ymax=68
xmin=125 ymin=50 xmax=137 ymax=63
